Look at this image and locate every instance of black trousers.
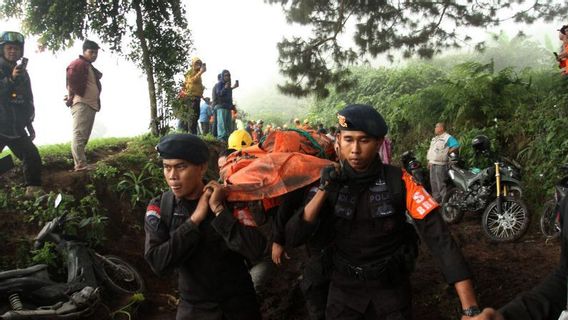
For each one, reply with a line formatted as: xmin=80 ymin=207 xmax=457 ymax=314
xmin=176 ymin=294 xmax=261 ymax=320
xmin=300 ymin=254 xmax=330 ymax=320
xmin=189 ymin=96 xmax=201 ymax=135
xmin=0 ymin=135 xmax=41 ymax=186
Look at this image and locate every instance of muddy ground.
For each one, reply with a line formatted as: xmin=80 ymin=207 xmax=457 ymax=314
xmin=0 ymin=162 xmax=560 ymax=320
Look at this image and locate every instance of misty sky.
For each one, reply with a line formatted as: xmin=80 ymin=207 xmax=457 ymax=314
xmin=1 ymin=1 xmax=562 ymax=146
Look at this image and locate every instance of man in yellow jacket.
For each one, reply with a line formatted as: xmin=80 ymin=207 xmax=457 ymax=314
xmin=179 ymin=57 xmax=206 ymax=134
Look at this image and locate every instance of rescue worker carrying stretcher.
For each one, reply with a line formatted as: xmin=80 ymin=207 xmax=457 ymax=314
xmin=285 ymin=104 xmax=481 ymax=320
xmin=144 ymin=133 xmax=266 ymax=320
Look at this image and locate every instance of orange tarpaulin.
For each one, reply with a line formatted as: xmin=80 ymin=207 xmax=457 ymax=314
xmin=221 ymin=129 xmax=334 ymax=201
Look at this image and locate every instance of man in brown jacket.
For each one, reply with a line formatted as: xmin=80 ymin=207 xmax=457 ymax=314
xmin=66 ymin=39 xmax=102 ymax=171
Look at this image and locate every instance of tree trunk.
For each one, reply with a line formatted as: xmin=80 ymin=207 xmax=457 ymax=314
xmin=133 ymin=0 xmax=159 ymax=136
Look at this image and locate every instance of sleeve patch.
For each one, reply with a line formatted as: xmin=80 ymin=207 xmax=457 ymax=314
xmin=146 ymin=204 xmax=161 ymax=217
xmin=232 ymin=207 xmax=258 ymax=227
xmin=402 ymin=170 xmax=439 ymax=219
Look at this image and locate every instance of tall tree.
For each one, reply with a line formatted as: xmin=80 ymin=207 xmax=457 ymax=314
xmin=1 ymin=0 xmax=192 ymax=135
xmin=268 ymin=0 xmax=568 ymax=98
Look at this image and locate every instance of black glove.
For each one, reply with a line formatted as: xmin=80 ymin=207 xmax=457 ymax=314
xmin=319 ymin=165 xmax=342 ymax=192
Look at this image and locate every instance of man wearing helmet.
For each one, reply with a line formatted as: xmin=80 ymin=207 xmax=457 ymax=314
xmin=0 ymin=31 xmax=42 ymax=197
xmin=427 ymin=122 xmax=460 ymax=202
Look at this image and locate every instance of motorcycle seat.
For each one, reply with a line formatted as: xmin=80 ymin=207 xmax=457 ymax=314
xmin=0 ymin=264 xmax=48 ymax=281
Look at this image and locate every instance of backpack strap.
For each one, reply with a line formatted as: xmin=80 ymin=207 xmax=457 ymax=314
xmin=159 ymin=191 xmax=176 ymax=229
xmin=383 ymin=164 xmax=404 ymax=210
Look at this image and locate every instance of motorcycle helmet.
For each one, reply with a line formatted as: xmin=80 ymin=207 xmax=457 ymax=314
xmin=228 ymin=129 xmax=253 ymax=151
xmin=471 ymin=135 xmax=491 ymax=154
xmin=0 ymin=31 xmax=25 ymax=58
xmin=448 ymin=151 xmax=460 ymax=163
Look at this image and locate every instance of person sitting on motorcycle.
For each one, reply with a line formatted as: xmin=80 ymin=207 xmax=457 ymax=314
xmin=471 ymin=195 xmax=568 ymax=320
xmin=144 ymin=133 xmax=266 ymax=320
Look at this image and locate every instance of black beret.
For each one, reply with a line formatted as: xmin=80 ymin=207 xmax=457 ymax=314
xmin=336 ymin=104 xmax=388 ymax=138
xmin=156 ymin=134 xmax=209 ymax=165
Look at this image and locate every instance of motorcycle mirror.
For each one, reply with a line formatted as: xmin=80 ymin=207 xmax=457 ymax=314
xmin=54 ymin=193 xmax=63 ymax=208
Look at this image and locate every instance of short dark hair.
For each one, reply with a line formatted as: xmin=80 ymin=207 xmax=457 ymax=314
xmin=560 ymin=25 xmax=568 ymax=35
xmin=83 ymin=39 xmax=100 ymax=51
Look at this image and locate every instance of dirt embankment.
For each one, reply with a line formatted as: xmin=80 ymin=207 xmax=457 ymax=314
xmin=0 ymin=149 xmax=560 ymax=320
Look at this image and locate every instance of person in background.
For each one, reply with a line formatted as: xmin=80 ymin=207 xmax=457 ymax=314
xmin=426 ymin=122 xmax=460 ymax=202
xmin=326 ymin=126 xmax=337 ymax=142
xmin=214 ymin=70 xmax=238 ymax=141
xmin=252 ymin=119 xmax=264 ymax=144
xmin=316 ymin=123 xmax=327 ymax=135
xmin=179 ymin=57 xmax=206 ymax=134
xmin=0 ymin=31 xmax=42 ymax=198
xmin=264 ymin=123 xmax=273 ymax=136
xmin=66 ymin=39 xmax=102 ymax=172
xmin=379 ymin=134 xmax=392 ymax=165
xmin=556 ymin=25 xmax=568 ymax=75
xmin=198 ymin=97 xmax=212 ymax=135
xmin=294 ymin=118 xmax=302 ymax=129
xmin=302 ymin=119 xmax=312 ymax=131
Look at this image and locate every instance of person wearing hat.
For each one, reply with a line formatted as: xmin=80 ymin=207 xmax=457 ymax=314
xmin=144 ymin=133 xmax=266 ymax=320
xmin=214 ymin=69 xmax=239 ymax=141
xmin=179 ymin=57 xmax=206 ymax=134
xmin=0 ymin=31 xmax=43 ymax=198
xmin=66 ymin=39 xmax=102 ymax=171
xmin=285 ymin=104 xmax=480 ymax=319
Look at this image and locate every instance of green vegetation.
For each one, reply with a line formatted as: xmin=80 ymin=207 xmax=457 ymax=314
xmin=305 ymin=36 xmax=568 ymax=210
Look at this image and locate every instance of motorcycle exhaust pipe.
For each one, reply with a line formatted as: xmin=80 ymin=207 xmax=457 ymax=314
xmin=495 ymin=162 xmax=502 ymax=215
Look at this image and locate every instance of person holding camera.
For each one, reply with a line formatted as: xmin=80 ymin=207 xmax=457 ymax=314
xmin=179 ymin=57 xmax=206 ymax=134
xmin=214 ymin=69 xmax=239 ymax=141
xmin=0 ymin=31 xmax=42 ymax=198
xmin=66 ymin=39 xmax=102 ymax=172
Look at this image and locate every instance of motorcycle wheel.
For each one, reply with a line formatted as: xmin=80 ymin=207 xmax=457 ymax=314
xmin=98 ymin=255 xmax=145 ymax=294
xmin=482 ymin=197 xmax=530 ymax=242
xmin=441 ymin=187 xmax=465 ymax=224
xmin=540 ymin=200 xmax=561 ymax=239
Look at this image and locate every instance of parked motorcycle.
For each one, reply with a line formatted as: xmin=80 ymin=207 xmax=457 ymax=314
xmin=540 ymin=164 xmax=568 ymax=239
xmin=441 ymin=135 xmax=529 ymax=242
xmin=0 ymin=194 xmax=145 ymax=319
xmin=401 ymin=150 xmax=430 ymax=191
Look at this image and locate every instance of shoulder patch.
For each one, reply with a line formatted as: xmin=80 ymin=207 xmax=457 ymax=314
xmin=145 ymin=204 xmax=161 ymax=229
xmin=402 ymin=170 xmax=438 ymax=219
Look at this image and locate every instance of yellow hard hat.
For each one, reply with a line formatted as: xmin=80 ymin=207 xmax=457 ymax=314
xmin=228 ymin=129 xmax=253 ymax=151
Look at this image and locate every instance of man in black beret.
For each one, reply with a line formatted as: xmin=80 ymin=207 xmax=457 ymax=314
xmin=144 ymin=133 xmax=266 ymax=320
xmin=286 ymin=104 xmax=481 ymax=319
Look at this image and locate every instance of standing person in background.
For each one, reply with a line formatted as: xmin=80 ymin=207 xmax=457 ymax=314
xmin=0 ymin=31 xmax=42 ymax=198
xmin=66 ymin=39 xmax=102 ymax=172
xmin=198 ymin=97 xmax=212 ymax=135
xmin=214 ymin=70 xmax=238 ymax=141
xmin=426 ymin=122 xmax=460 ymax=202
xmin=252 ymin=120 xmax=264 ymax=144
xmin=294 ymin=118 xmax=302 ymax=129
xmin=326 ymin=126 xmax=337 ymax=142
xmin=556 ymin=25 xmax=568 ymax=75
xmin=379 ymin=135 xmax=392 ymax=165
xmin=179 ymin=57 xmax=206 ymax=134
